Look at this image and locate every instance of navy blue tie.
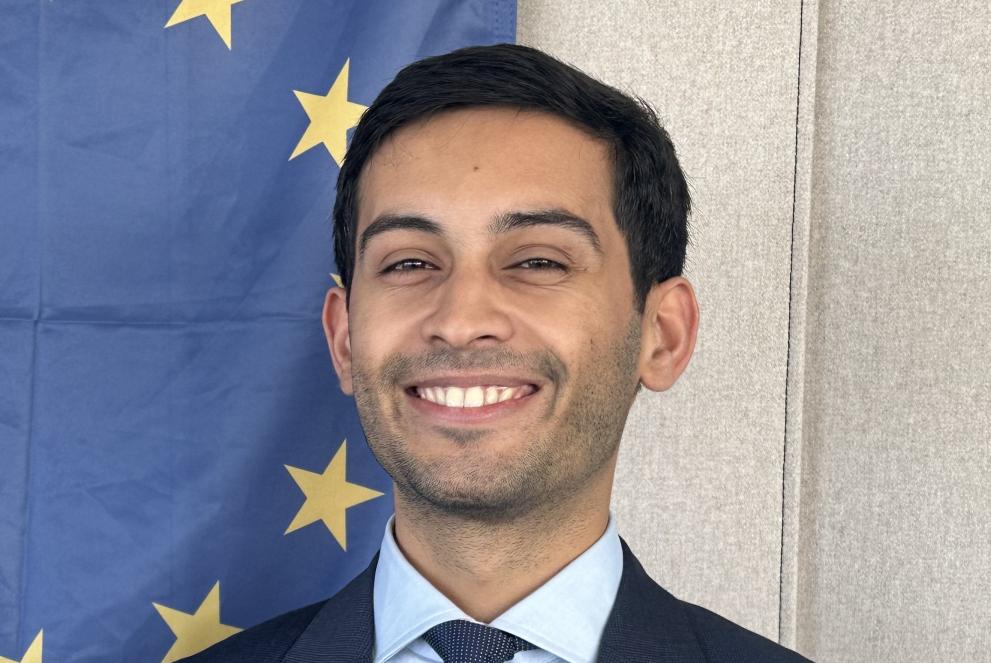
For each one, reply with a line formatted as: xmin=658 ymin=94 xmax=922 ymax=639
xmin=422 ymin=619 xmax=538 ymax=663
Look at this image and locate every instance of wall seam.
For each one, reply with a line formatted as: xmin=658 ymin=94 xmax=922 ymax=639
xmin=778 ymin=0 xmax=805 ymax=642
xmin=778 ymin=0 xmax=820 ymax=650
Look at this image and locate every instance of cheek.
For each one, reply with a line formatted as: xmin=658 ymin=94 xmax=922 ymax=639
xmin=505 ymin=290 xmax=623 ymax=370
xmin=504 ymin=284 xmax=597 ymax=326
xmin=348 ymin=299 xmax=415 ymax=356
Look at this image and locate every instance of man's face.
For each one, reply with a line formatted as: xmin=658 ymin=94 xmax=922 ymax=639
xmin=337 ymin=107 xmax=644 ymax=520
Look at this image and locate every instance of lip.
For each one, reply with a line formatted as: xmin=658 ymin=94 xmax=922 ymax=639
xmin=404 ymin=374 xmax=541 ymax=390
xmin=404 ymin=382 xmax=542 ymax=425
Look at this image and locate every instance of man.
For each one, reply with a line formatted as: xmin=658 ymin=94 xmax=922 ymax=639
xmin=185 ymin=44 xmax=809 ymax=662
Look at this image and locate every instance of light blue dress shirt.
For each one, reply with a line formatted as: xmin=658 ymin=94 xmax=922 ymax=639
xmin=372 ymin=514 xmax=623 ymax=663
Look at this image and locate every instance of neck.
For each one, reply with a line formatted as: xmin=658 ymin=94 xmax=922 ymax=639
xmin=391 ymin=467 xmax=614 ymax=623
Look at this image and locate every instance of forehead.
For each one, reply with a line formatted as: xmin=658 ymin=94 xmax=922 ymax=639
xmin=357 ymin=107 xmax=615 ymax=231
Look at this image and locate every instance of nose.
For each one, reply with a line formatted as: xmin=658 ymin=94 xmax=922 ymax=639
xmin=419 ymin=264 xmax=513 ymax=348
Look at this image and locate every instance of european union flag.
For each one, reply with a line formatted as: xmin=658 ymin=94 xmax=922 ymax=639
xmin=0 ymin=2 xmax=515 ymax=660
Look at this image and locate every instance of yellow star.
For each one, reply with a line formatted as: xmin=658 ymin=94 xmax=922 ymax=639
xmin=165 ymin=0 xmax=243 ymax=50
xmin=289 ymin=60 xmax=368 ymax=166
xmin=153 ymin=582 xmax=242 ymax=663
xmin=0 ymin=630 xmax=42 ymax=663
xmin=285 ymin=439 xmax=384 ymax=550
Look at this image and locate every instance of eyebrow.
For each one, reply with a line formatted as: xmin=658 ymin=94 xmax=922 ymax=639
xmin=488 ymin=209 xmax=603 ymax=255
xmin=358 ymin=215 xmax=445 ymax=257
xmin=358 ymin=208 xmax=604 ymax=258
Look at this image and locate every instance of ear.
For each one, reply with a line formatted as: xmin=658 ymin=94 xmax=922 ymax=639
xmin=322 ymin=287 xmax=354 ymax=395
xmin=637 ymin=276 xmax=699 ymax=392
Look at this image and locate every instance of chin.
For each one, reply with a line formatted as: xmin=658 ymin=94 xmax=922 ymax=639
xmin=391 ymin=459 xmax=548 ymax=521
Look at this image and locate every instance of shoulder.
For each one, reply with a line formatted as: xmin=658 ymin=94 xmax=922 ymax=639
xmin=678 ymin=600 xmax=812 ymax=662
xmin=177 ymin=600 xmax=324 ymax=662
xmin=605 ymin=539 xmax=812 ymax=662
xmin=178 ymin=554 xmax=378 ymax=662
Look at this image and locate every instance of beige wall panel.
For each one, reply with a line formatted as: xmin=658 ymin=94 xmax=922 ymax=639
xmin=797 ymin=1 xmax=991 ymax=661
xmin=519 ymin=1 xmax=803 ymax=641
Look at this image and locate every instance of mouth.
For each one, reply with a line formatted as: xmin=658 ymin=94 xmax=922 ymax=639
xmin=403 ymin=378 xmax=542 ymax=424
xmin=406 ymin=384 xmax=538 ymax=408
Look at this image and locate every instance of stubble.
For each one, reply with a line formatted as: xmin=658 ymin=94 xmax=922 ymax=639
xmin=350 ymin=319 xmax=642 ymax=524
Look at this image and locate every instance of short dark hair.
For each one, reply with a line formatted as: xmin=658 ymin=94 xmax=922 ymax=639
xmin=333 ymin=43 xmax=690 ymax=311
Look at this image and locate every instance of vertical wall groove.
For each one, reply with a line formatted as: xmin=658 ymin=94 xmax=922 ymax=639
xmin=777 ymin=0 xmax=804 ymax=642
xmin=778 ymin=0 xmax=819 ymax=650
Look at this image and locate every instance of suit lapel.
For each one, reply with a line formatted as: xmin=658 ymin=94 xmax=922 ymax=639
xmin=597 ymin=539 xmax=707 ymax=663
xmin=283 ymin=554 xmax=378 ymax=663
xmin=280 ymin=540 xmax=707 ymax=663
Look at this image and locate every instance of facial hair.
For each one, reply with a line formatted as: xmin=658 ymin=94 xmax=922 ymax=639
xmin=350 ymin=319 xmax=642 ymax=523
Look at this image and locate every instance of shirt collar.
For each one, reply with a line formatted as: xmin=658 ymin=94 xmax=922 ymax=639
xmin=372 ymin=514 xmax=623 ymax=663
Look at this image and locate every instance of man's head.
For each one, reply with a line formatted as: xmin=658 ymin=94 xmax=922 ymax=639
xmin=333 ymin=44 xmax=691 ymax=314
xmin=322 ymin=45 xmax=698 ymax=523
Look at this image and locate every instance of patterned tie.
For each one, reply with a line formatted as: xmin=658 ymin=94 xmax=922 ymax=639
xmin=422 ymin=619 xmax=538 ymax=663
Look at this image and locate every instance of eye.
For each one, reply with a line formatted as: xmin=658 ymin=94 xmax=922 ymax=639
xmin=380 ymin=258 xmax=436 ymax=274
xmin=515 ymin=257 xmax=568 ymax=271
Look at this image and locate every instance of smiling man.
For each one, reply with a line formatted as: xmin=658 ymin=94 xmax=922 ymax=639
xmin=186 ymin=44 xmax=809 ymax=663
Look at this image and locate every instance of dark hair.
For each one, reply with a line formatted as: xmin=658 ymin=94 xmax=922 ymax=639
xmin=333 ymin=43 xmax=690 ymax=312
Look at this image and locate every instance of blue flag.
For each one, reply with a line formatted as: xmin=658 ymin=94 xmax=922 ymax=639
xmin=0 ymin=2 xmax=515 ymax=660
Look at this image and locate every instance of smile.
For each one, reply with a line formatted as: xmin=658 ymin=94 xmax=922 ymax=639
xmin=413 ymin=384 xmax=537 ymax=408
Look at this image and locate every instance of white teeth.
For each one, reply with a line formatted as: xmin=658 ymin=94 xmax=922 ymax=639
xmin=484 ymin=386 xmax=499 ymax=405
xmin=445 ymin=387 xmax=465 ymax=407
xmin=464 ymin=386 xmax=484 ymax=407
xmin=415 ymin=384 xmax=535 ymax=408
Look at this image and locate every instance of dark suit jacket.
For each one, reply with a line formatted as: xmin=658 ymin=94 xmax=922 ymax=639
xmin=181 ymin=540 xmax=811 ymax=662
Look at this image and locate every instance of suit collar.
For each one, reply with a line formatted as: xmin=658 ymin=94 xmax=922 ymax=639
xmin=282 ymin=540 xmax=706 ymax=663
xmin=597 ymin=539 xmax=707 ymax=662
xmin=284 ymin=554 xmax=378 ymax=663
